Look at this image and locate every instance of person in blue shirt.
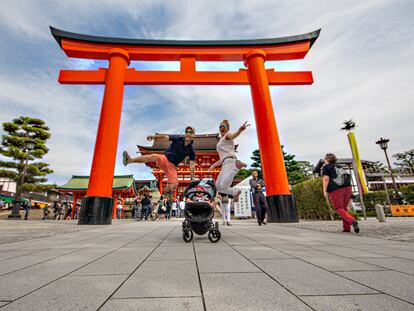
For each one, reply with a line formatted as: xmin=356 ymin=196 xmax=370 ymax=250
xmin=123 ymin=126 xmax=196 ymax=197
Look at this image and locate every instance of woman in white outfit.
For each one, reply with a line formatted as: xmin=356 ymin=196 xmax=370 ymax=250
xmin=219 ymin=194 xmax=232 ymax=226
xmin=210 ymin=120 xmax=249 ymax=204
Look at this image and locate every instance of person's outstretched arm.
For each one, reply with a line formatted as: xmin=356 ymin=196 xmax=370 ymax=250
xmin=147 ymin=134 xmax=169 ymax=141
xmin=226 ymin=121 xmax=250 ymax=141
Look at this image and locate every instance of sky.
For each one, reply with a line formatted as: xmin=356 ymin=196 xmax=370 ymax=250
xmin=0 ymin=0 xmax=413 ymax=185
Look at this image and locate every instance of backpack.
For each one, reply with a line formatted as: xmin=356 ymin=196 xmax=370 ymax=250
xmin=331 ymin=165 xmax=351 ymax=187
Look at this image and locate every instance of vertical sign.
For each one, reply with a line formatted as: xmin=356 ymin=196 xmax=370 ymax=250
xmin=233 ymin=186 xmax=252 ymax=217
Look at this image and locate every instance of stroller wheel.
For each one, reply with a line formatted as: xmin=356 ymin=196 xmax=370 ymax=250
xmin=182 ymin=229 xmax=194 ymax=243
xmin=150 ymin=212 xmax=157 ymax=221
xmin=208 ymin=229 xmax=221 ymax=243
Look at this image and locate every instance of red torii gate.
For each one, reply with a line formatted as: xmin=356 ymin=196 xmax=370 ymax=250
xmin=50 ymin=26 xmax=320 ymax=225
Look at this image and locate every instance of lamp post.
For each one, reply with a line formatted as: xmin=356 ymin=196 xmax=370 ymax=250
xmin=8 ymin=138 xmax=36 ymax=219
xmin=375 ymin=137 xmax=402 ymax=204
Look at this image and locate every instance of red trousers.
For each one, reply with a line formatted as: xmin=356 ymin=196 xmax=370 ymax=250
xmin=329 ymin=186 xmax=354 ymax=231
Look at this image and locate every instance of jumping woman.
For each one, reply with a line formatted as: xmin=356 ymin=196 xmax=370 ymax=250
xmin=210 ymin=120 xmax=249 ymax=202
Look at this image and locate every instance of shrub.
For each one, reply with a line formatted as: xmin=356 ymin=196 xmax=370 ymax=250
xmin=401 ymin=184 xmax=414 ymax=203
xmin=362 ymin=191 xmax=388 ymax=212
xmin=363 ymin=185 xmax=414 ymax=210
xmin=291 ymin=177 xmax=332 ymax=220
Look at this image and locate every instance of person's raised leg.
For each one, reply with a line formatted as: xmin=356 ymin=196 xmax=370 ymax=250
xmin=216 ymin=160 xmax=241 ymax=201
xmin=163 ymin=182 xmax=178 ymax=199
xmin=123 ymin=152 xmax=157 ymax=166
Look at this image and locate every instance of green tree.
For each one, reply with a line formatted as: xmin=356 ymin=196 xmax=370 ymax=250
xmin=0 ymin=117 xmax=53 ymax=194
xmin=249 ymin=147 xmax=313 ymax=185
xmin=365 ymin=161 xmax=387 ymax=173
xmin=393 ymin=149 xmax=414 ymax=172
xmin=234 ymin=168 xmax=252 ymax=182
xmin=250 ymin=149 xmax=263 ymax=179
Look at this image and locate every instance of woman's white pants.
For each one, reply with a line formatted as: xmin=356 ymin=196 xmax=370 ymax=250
xmin=216 ymin=159 xmax=239 ymax=196
xmin=221 ymin=201 xmax=231 ymax=222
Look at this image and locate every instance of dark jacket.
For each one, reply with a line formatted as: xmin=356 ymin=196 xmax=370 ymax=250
xmin=249 ymin=178 xmax=265 ymax=193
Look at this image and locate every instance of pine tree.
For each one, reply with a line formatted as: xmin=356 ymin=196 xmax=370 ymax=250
xmin=393 ymin=149 xmax=414 ymax=173
xmin=250 ymin=149 xmax=263 ymax=179
xmin=250 ymin=147 xmax=312 ymax=185
xmin=0 ymin=117 xmax=53 ymax=194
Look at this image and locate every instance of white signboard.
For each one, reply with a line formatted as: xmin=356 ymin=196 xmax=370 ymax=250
xmin=233 ymin=186 xmax=252 ymax=218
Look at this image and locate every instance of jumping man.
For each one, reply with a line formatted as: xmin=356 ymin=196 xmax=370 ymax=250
xmin=123 ymin=127 xmax=196 ymax=197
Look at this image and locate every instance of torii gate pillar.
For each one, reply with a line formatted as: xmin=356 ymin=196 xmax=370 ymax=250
xmin=78 ymin=49 xmax=130 ymax=225
xmin=246 ymin=50 xmax=297 ymax=221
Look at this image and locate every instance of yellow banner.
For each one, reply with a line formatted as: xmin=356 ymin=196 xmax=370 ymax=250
xmin=348 ymin=132 xmax=369 ymax=193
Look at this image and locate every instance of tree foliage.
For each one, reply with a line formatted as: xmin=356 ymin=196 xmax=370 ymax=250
xmin=0 ymin=117 xmax=53 ymax=192
xmin=234 ymin=168 xmax=252 ymax=181
xmin=365 ymin=161 xmax=387 ymax=173
xmin=249 ymin=147 xmax=313 ymax=185
xmin=393 ymin=149 xmax=414 ymax=172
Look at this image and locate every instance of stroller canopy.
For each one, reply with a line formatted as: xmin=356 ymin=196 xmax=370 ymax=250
xmin=185 ymin=178 xmax=216 ymax=202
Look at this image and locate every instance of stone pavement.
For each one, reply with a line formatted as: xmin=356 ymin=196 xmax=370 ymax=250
xmin=0 ymin=219 xmax=413 ymax=310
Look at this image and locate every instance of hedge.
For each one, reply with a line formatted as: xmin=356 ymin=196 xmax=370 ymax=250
xmin=291 ymin=178 xmax=414 ymax=220
xmin=291 ymin=177 xmax=333 ymax=220
xmin=363 ymin=184 xmax=414 ymax=211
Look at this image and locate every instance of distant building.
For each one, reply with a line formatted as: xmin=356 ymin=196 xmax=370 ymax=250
xmin=0 ymin=177 xmax=16 ymax=196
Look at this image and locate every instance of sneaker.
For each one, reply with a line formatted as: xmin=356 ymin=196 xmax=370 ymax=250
xmin=233 ymin=190 xmax=242 ymax=203
xmin=122 ymin=151 xmax=131 ymax=166
xmin=352 ymin=220 xmax=360 ymax=233
xmin=227 ymin=222 xmax=232 ymax=226
xmin=258 ymin=222 xmax=262 ymax=226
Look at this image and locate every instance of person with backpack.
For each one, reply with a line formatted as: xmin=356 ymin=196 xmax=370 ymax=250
xmin=322 ymin=153 xmax=359 ymax=233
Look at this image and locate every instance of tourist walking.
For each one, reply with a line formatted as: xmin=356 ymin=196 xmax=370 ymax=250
xmin=171 ymin=198 xmax=178 ymax=219
xmin=66 ymin=203 xmax=73 ymax=220
xmin=210 ymin=120 xmax=249 ymax=202
xmin=116 ymin=199 xmax=123 ymax=220
xmin=132 ymin=196 xmax=139 ymax=219
xmin=123 ymin=127 xmax=196 ymax=198
xmin=322 ymin=153 xmax=360 ymax=233
xmin=250 ymin=170 xmax=267 ymax=225
xmin=23 ymin=197 xmax=33 ymax=220
xmin=141 ymin=194 xmax=151 ymax=220
xmin=220 ymin=194 xmax=232 ymax=226
xmin=42 ymin=204 xmax=51 ymax=220
xmin=158 ymin=196 xmax=166 ymax=220
xmin=179 ymin=198 xmax=185 ymax=218
xmin=165 ymin=197 xmax=172 ymax=220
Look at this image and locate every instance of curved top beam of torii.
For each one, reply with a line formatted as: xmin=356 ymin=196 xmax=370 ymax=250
xmin=50 ymin=26 xmax=320 ymax=62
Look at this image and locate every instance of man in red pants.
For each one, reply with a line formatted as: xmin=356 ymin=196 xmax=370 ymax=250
xmin=322 ymin=153 xmax=360 ymax=233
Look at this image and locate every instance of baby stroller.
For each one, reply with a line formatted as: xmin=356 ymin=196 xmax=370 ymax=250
xmin=182 ymin=178 xmax=221 ymax=243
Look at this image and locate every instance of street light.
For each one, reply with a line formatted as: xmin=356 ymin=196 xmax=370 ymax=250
xmin=8 ymin=138 xmax=36 ymax=219
xmin=375 ymin=137 xmax=402 ymax=204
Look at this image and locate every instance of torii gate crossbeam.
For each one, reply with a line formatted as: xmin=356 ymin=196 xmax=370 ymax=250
xmin=50 ymin=26 xmax=320 ymax=225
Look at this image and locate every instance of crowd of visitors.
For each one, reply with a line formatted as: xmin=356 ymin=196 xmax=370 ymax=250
xmin=43 ymin=200 xmax=77 ymax=220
